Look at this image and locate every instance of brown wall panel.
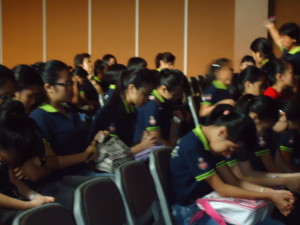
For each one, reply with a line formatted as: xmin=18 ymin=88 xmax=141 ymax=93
xmin=139 ymin=0 xmax=184 ymax=71
xmin=46 ymin=0 xmax=88 ymax=67
xmin=92 ymin=0 xmax=135 ymax=65
xmin=273 ymin=0 xmax=300 ymax=57
xmin=2 ymin=0 xmax=43 ymax=68
xmin=188 ymin=0 xmax=235 ymax=76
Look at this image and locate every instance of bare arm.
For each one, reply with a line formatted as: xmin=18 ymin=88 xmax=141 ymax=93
xmin=265 ymin=21 xmax=282 ymax=48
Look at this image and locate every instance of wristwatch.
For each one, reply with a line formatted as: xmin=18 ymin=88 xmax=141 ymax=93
xmin=28 ymin=192 xmax=38 ymax=200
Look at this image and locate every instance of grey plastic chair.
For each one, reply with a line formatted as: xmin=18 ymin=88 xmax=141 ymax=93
xmin=115 ymin=161 xmax=164 ymax=225
xmin=149 ymin=147 xmax=175 ymax=225
xmin=12 ymin=203 xmax=76 ymax=225
xmin=73 ymin=177 xmax=127 ymax=225
xmin=187 ymin=95 xmax=200 ymax=127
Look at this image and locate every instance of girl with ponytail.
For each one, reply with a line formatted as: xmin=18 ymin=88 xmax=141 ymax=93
xmin=90 ymin=67 xmax=157 ymax=154
xmin=169 ymin=104 xmax=293 ymax=225
xmin=199 ymin=58 xmax=235 ymax=118
xmin=229 ymin=66 xmax=265 ymax=101
xmin=155 ymin=52 xmax=175 ymax=71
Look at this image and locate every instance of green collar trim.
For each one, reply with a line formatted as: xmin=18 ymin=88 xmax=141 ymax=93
xmin=109 ymin=84 xmax=116 ymax=90
xmin=122 ymin=100 xmax=135 ymax=113
xmin=193 ymin=125 xmax=210 ymax=151
xmin=39 ymin=103 xmax=69 ymax=113
xmin=289 ymin=46 xmax=300 ymax=55
xmin=261 ymin=58 xmax=269 ymax=66
xmin=39 ymin=104 xmax=58 ymax=113
xmin=152 ymin=89 xmax=165 ymax=103
xmin=93 ymin=76 xmax=101 ymax=82
xmin=157 ymin=68 xmax=162 ymax=72
xmin=212 ymin=80 xmax=227 ymax=90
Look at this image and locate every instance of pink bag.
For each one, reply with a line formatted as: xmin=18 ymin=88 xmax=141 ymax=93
xmin=192 ymin=191 xmax=273 ymax=225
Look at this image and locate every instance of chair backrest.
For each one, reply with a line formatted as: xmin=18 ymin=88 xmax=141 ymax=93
xmin=115 ymin=161 xmax=164 ymax=225
xmin=73 ymin=177 xmax=127 ymax=225
xmin=149 ymin=147 xmax=175 ymax=225
xmin=12 ymin=203 xmax=76 ymax=225
xmin=187 ymin=95 xmax=200 ymax=127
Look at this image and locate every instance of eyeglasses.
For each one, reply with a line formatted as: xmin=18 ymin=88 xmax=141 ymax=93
xmin=52 ymin=81 xmax=74 ymax=87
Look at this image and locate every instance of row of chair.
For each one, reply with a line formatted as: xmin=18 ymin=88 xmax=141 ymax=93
xmin=12 ymin=147 xmax=175 ymax=225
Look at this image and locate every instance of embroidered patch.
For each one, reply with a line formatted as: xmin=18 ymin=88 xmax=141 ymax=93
xmin=202 ymin=94 xmax=212 ymax=101
xmin=258 ymin=136 xmax=266 ymax=147
xmin=198 ymin=157 xmax=208 ymax=170
xmin=149 ymin=116 xmax=156 ymax=125
xmin=149 ymin=95 xmax=155 ymax=100
xmin=171 ymin=146 xmax=179 ymax=158
xmin=108 ymin=123 xmax=116 ymax=132
xmin=288 ymin=136 xmax=294 ymax=145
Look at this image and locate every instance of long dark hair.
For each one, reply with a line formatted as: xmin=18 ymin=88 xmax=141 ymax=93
xmin=236 ymin=94 xmax=279 ymax=124
xmin=0 ymin=100 xmax=39 ymax=167
xmin=155 ymin=52 xmax=175 ymax=68
xmin=207 ymin=104 xmax=257 ymax=159
xmin=229 ymin=66 xmax=265 ymax=100
xmin=12 ymin=64 xmax=43 ymax=91
xmin=111 ymin=68 xmax=155 ymax=104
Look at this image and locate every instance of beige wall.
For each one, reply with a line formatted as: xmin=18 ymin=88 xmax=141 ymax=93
xmin=1 ymin=0 xmax=298 ymax=76
xmin=234 ymin=0 xmax=269 ymax=72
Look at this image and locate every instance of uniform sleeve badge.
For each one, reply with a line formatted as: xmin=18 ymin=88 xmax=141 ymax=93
xmin=108 ymin=123 xmax=116 ymax=133
xmin=288 ymin=136 xmax=294 ymax=145
xmin=258 ymin=136 xmax=266 ymax=147
xmin=149 ymin=116 xmax=156 ymax=125
xmin=198 ymin=157 xmax=208 ymax=170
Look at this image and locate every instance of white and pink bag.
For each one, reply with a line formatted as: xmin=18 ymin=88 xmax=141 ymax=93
xmin=192 ymin=191 xmax=273 ymax=225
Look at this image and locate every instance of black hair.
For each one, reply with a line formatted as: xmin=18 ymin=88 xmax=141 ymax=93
xmin=157 ymin=69 xmax=189 ymax=94
xmin=31 ymin=62 xmax=46 ymax=76
xmin=236 ymin=94 xmax=279 ymax=124
xmin=12 ymin=65 xmax=43 ymax=91
xmin=41 ymin=60 xmax=69 ymax=85
xmin=250 ymin=38 xmax=275 ymax=60
xmin=155 ymin=52 xmax=175 ymax=68
xmin=0 ymin=100 xmax=39 ymax=167
xmin=102 ymin=54 xmax=117 ymax=65
xmin=127 ymin=57 xmax=147 ymax=70
xmin=229 ymin=66 xmax=265 ymax=100
xmin=241 ymin=55 xmax=256 ymax=65
xmin=207 ymin=104 xmax=257 ymax=160
xmin=94 ymin=59 xmax=108 ymax=76
xmin=111 ymin=68 xmax=155 ymax=104
xmin=0 ymin=65 xmax=16 ymax=90
xmin=72 ymin=66 xmax=88 ymax=79
xmin=103 ymin=64 xmax=127 ymax=85
xmin=278 ymin=99 xmax=300 ymax=124
xmin=263 ymin=59 xmax=291 ymax=86
xmin=74 ymin=53 xmax=91 ymax=67
xmin=206 ymin=58 xmax=231 ymax=82
xmin=279 ymin=23 xmax=300 ymax=45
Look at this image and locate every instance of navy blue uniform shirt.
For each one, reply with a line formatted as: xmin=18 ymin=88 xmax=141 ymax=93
xmin=134 ymin=90 xmax=173 ymax=143
xmin=90 ymin=99 xmax=136 ymax=147
xmin=30 ymin=103 xmax=90 ymax=156
xmin=169 ymin=126 xmax=226 ymax=206
xmin=281 ymin=46 xmax=300 ymax=76
xmin=200 ymin=80 xmax=230 ymax=106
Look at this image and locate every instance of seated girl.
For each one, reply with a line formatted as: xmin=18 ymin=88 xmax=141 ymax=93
xmin=0 ymin=100 xmax=54 ymax=225
xmin=199 ymin=58 xmax=235 ymax=119
xmin=169 ymin=104 xmax=293 ymax=225
xmin=134 ymin=69 xmax=188 ymax=146
xmin=90 ymin=68 xmax=157 ymax=154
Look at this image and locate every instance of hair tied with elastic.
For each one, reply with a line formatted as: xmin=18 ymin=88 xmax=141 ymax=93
xmin=212 ymin=64 xmax=220 ymax=68
xmin=223 ymin=110 xmax=231 ymax=116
